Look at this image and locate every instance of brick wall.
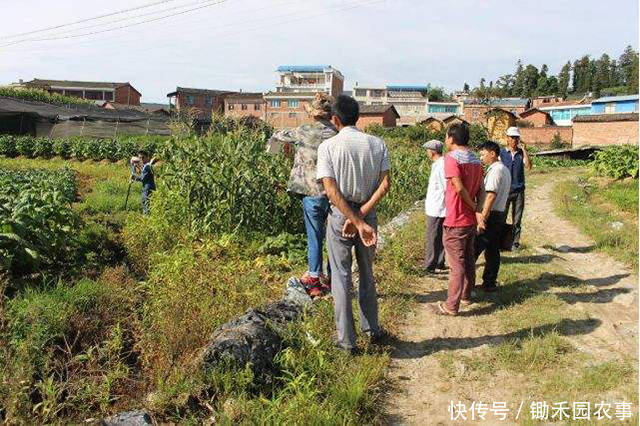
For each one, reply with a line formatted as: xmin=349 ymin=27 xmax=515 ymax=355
xmin=519 ymin=111 xmax=551 ymax=127
xmin=519 ymin=127 xmax=573 ymax=146
xmin=114 ymin=85 xmax=141 ymax=106
xmin=176 ymin=93 xmax=226 ymax=119
xmin=463 ymin=105 xmax=526 ymax=125
xmin=224 ymin=100 xmax=266 ymax=120
xmin=573 ymin=120 xmax=639 ymax=147
xmin=357 ymin=110 xmax=397 ymax=129
xmin=265 ymin=99 xmax=313 ymax=129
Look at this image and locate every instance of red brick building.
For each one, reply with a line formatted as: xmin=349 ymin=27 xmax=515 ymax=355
xmin=166 ymin=87 xmax=234 ymax=120
xmin=24 ymin=78 xmax=142 ymax=105
xmin=357 ymin=105 xmax=399 ymax=128
xmin=518 ymin=108 xmax=553 ymax=127
xmin=224 ymin=93 xmax=265 ymax=120
xmin=263 ymin=91 xmax=317 ymax=129
xmin=572 ymin=113 xmax=639 ymax=147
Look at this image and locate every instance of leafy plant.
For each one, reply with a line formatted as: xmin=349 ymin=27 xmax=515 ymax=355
xmin=591 ymin=145 xmax=639 ymax=179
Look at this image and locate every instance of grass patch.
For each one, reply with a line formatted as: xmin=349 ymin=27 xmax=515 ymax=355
xmin=554 ymin=177 xmax=639 ymax=268
xmin=601 ymin=179 xmax=639 ymax=217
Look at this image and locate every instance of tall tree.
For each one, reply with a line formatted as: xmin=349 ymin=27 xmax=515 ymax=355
xmin=536 ymin=64 xmax=549 ymax=96
xmin=495 ymin=74 xmax=514 ymax=97
xmin=628 ymin=54 xmax=639 ymax=94
xmin=513 ymin=60 xmax=525 ymax=97
xmin=619 ymin=45 xmax=638 ymax=85
xmin=609 ymin=59 xmax=623 ymax=87
xmin=558 ymin=61 xmax=571 ymax=97
xmin=463 ymin=82 xmax=470 ymax=92
xmin=522 ymin=64 xmax=540 ymax=97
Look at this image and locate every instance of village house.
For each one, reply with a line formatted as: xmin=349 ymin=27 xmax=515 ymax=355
xmin=265 ymin=65 xmax=344 ymax=129
xmin=538 ymin=100 xmax=591 ymax=126
xmin=590 ymin=94 xmax=639 ymax=114
xmin=572 ymin=112 xmax=639 ymax=147
xmin=420 ymin=117 xmax=444 ymax=131
xmin=518 ymin=108 xmax=554 ymax=127
xmin=224 ymin=92 xmax=265 ymax=120
xmin=356 ymin=104 xmax=399 ymax=129
xmin=442 ymin=115 xmax=469 ymax=127
xmin=166 ymin=87 xmax=235 ymax=120
xmin=353 ymin=84 xmax=430 ymax=119
xmin=462 ymin=98 xmax=529 ymax=125
xmin=23 ymin=78 xmax=142 ymax=106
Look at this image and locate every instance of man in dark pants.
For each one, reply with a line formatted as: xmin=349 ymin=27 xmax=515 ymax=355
xmin=500 ymin=127 xmax=531 ymax=251
xmin=475 ymin=141 xmax=511 ymax=292
xmin=423 ymin=139 xmax=447 ymax=272
xmin=130 ymin=150 xmax=156 ymax=215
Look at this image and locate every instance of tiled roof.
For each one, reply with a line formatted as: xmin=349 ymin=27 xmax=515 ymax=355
xmin=167 ymin=87 xmax=234 ymax=97
xmin=464 ymin=98 xmax=529 ymax=107
xmin=572 ymin=112 xmax=639 ymax=123
xmin=359 ymin=104 xmax=399 ymax=117
xmin=26 ymin=78 xmax=129 ymax=89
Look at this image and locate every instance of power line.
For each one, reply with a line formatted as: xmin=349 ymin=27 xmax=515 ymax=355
xmin=18 ymin=0 xmax=223 ymax=41
xmin=0 ymin=0 xmax=181 ymax=40
xmin=0 ymin=0 xmax=232 ymax=48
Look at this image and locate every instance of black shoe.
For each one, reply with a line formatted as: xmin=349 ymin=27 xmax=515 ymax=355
xmin=335 ymin=343 xmax=361 ymax=356
xmin=483 ymin=284 xmax=499 ymax=293
xmin=368 ymin=327 xmax=391 ymax=345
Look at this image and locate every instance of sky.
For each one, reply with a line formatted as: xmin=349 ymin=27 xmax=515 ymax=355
xmin=0 ymin=0 xmax=638 ymax=103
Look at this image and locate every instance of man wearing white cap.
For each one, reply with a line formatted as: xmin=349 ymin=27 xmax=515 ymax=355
xmin=423 ymin=139 xmax=447 ymax=272
xmin=499 ymin=127 xmax=532 ymax=251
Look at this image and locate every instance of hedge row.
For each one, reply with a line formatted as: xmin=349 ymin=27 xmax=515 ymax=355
xmin=0 ymin=135 xmax=166 ymax=162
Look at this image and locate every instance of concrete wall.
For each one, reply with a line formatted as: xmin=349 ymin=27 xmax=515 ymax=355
xmin=573 ymin=120 xmax=639 ymax=147
xmin=519 ymin=127 xmax=573 ymax=146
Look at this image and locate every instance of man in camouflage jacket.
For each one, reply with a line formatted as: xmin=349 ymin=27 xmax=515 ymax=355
xmin=268 ymin=93 xmax=337 ymax=297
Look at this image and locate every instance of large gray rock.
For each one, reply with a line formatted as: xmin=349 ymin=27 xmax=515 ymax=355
xmin=100 ymin=410 xmax=153 ymax=426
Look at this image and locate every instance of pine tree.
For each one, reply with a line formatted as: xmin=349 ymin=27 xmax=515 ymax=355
xmin=536 ymin=64 xmax=549 ymax=95
xmin=558 ymin=61 xmax=571 ymax=97
xmin=513 ymin=60 xmax=525 ymax=97
xmin=463 ymin=82 xmax=470 ymax=92
xmin=627 ymin=54 xmax=639 ymax=94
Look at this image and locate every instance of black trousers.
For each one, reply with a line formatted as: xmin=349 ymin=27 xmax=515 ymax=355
xmin=505 ymin=191 xmax=525 ymax=247
xmin=425 ymin=215 xmax=446 ymax=270
xmin=474 ymin=211 xmax=506 ymax=288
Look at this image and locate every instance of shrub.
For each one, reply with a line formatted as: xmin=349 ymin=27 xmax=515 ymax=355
xmin=0 ymin=134 xmax=17 ymax=157
xmin=33 ymin=138 xmax=54 ymax=158
xmin=591 ymin=145 xmax=639 ymax=179
xmin=15 ymin=136 xmax=36 ymax=157
xmin=53 ymin=138 xmax=72 ymax=158
xmin=550 ymin=132 xmax=570 ymax=150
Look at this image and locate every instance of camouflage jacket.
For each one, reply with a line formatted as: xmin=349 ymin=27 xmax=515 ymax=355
xmin=270 ymin=119 xmax=338 ymax=196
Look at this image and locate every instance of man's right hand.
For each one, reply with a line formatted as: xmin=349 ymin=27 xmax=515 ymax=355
xmin=357 ymin=221 xmax=377 ymax=247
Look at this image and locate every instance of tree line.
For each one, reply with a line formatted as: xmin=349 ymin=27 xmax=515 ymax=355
xmin=464 ymin=45 xmax=639 ymax=100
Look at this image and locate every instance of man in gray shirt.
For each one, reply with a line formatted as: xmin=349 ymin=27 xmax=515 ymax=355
xmin=475 ymin=141 xmax=511 ymax=292
xmin=317 ymin=95 xmax=391 ymax=353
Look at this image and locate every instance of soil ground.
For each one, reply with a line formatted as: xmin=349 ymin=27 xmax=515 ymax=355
xmin=383 ymin=170 xmax=639 ymax=425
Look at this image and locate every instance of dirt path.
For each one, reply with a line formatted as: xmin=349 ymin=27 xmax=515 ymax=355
xmin=383 ymin=171 xmax=639 ymax=425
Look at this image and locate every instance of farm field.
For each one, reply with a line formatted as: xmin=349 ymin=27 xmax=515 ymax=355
xmin=0 ymin=122 xmax=637 ymax=423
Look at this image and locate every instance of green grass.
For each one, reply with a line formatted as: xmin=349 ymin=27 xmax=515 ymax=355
xmin=601 ymin=180 xmax=639 ymax=217
xmin=554 ymin=177 xmax=639 ymax=268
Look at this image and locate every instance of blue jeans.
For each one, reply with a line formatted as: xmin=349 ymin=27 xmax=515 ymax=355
xmin=302 ymin=195 xmax=330 ymax=278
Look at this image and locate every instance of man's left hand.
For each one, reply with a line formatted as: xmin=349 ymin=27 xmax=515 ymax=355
xmin=342 ymin=219 xmax=357 ymax=238
xmin=521 ymin=141 xmax=528 ymax=151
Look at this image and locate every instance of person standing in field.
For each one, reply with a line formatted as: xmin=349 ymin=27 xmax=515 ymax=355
xmin=475 ymin=141 xmax=511 ymax=292
xmin=268 ymin=93 xmax=337 ymax=298
xmin=130 ymin=150 xmax=156 ymax=215
xmin=317 ymin=95 xmax=391 ymax=354
xmin=423 ymin=139 xmax=447 ymax=273
xmin=434 ymin=123 xmax=484 ymax=316
xmin=500 ymin=127 xmax=532 ymax=251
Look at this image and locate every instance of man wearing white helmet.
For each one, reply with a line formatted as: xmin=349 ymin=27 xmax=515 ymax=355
xmin=499 ymin=127 xmax=531 ymax=251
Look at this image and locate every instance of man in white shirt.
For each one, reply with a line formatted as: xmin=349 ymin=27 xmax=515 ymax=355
xmin=475 ymin=141 xmax=512 ymax=292
xmin=317 ymin=95 xmax=391 ymax=354
xmin=423 ymin=139 xmax=447 ymax=273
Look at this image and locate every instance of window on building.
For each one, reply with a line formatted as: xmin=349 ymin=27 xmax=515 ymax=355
xmin=271 ymin=100 xmax=281 ymax=108
xmin=241 ymin=104 xmax=248 ymax=110
xmin=270 ymin=112 xmax=278 ymax=118
xmin=104 ymin=91 xmax=114 ymax=101
xmin=228 ymin=104 xmax=235 ymax=110
xmin=65 ymin=90 xmax=83 ymax=98
xmin=289 ymin=112 xmax=297 ymax=118
xmin=288 ymin=100 xmax=299 ymax=108
xmin=371 ymin=90 xmax=384 ymax=98
xmin=84 ymin=90 xmax=103 ymax=100
xmin=605 ymin=103 xmax=615 ymax=114
xmin=186 ymin=95 xmax=195 ymax=105
xmin=254 ymin=104 xmax=261 ymax=110
xmin=472 ymin=109 xmax=479 ymax=119
xmin=354 ymin=89 xmax=367 ymax=97
xmin=204 ymin=96 xmax=212 ymax=107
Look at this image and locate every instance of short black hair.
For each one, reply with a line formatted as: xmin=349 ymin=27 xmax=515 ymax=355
xmin=478 ymin=140 xmax=501 ymax=157
xmin=446 ymin=123 xmax=470 ymax=146
xmin=332 ymin=95 xmax=359 ymax=126
xmin=137 ymin=149 xmax=148 ymax=157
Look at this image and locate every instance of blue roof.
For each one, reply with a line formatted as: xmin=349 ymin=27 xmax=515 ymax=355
xmin=386 ymin=85 xmax=430 ymax=91
xmin=276 ymin=65 xmax=330 ymax=72
xmin=592 ymin=94 xmax=639 ymax=103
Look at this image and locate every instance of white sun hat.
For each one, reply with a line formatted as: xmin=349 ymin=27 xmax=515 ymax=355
xmin=506 ymin=127 xmax=521 ymax=137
